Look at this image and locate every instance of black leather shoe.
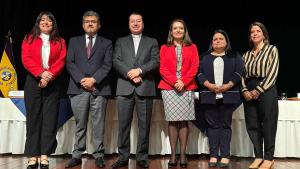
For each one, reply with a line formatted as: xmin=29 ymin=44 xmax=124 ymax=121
xmin=137 ymin=160 xmax=149 ymax=168
xmin=27 ymin=163 xmax=38 ymax=169
xmin=95 ymin=157 xmax=105 ymax=168
xmin=180 ymin=158 xmax=187 ymax=168
xmin=65 ymin=158 xmax=82 ymax=168
xmin=40 ymin=163 xmax=49 ymax=169
xmin=40 ymin=158 xmax=49 ymax=169
xmin=180 ymin=161 xmax=187 ymax=168
xmin=168 ymin=160 xmax=177 ymax=168
xmin=111 ymin=160 xmax=128 ymax=169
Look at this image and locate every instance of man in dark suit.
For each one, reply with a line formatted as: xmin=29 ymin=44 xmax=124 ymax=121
xmin=111 ymin=12 xmax=159 ymax=169
xmin=65 ymin=10 xmax=112 ymax=168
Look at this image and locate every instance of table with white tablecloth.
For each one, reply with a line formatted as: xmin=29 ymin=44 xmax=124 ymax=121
xmin=0 ymin=98 xmax=299 ymax=157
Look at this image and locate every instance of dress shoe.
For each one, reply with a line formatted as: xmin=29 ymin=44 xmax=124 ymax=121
xmin=168 ymin=160 xmax=177 ymax=168
xmin=258 ymin=160 xmax=274 ymax=169
xmin=208 ymin=157 xmax=218 ymax=167
xmin=137 ymin=160 xmax=149 ymax=168
xmin=249 ymin=158 xmax=263 ymax=169
xmin=95 ymin=157 xmax=105 ymax=168
xmin=27 ymin=158 xmax=38 ymax=169
xmin=40 ymin=163 xmax=49 ymax=169
xmin=40 ymin=158 xmax=49 ymax=169
xmin=111 ymin=160 xmax=128 ymax=169
xmin=65 ymin=158 xmax=82 ymax=168
xmin=219 ymin=162 xmax=229 ymax=168
xmin=179 ymin=158 xmax=187 ymax=168
xmin=180 ymin=161 xmax=187 ymax=168
xmin=208 ymin=161 xmax=218 ymax=167
xmin=219 ymin=158 xmax=230 ymax=168
xmin=27 ymin=163 xmax=38 ymax=169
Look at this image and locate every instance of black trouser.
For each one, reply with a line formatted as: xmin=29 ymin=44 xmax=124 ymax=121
xmin=24 ymin=74 xmax=60 ymax=156
xmin=204 ymin=99 xmax=236 ymax=158
xmin=243 ymin=78 xmax=278 ymax=160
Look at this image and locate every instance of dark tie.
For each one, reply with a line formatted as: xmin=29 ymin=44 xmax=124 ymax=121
xmin=87 ymin=36 xmax=93 ymax=58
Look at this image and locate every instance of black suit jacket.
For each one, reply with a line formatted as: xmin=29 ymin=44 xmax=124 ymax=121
xmin=113 ymin=35 xmax=159 ymax=96
xmin=66 ymin=35 xmax=113 ymax=96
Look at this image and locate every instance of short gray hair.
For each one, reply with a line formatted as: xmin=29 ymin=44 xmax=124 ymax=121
xmin=82 ymin=10 xmax=100 ymax=23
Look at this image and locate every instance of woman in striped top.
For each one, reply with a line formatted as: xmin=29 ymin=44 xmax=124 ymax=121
xmin=241 ymin=22 xmax=279 ymax=169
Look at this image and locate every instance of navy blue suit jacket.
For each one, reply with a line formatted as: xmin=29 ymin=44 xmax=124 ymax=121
xmin=197 ymin=52 xmax=244 ymax=104
xmin=66 ymin=35 xmax=113 ymax=96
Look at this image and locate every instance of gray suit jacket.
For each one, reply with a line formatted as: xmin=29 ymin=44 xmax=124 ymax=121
xmin=113 ymin=35 xmax=159 ymax=96
xmin=66 ymin=35 xmax=113 ymax=96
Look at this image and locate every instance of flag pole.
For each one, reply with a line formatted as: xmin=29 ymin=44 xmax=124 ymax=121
xmin=4 ymin=30 xmax=11 ymax=42
xmin=4 ymin=30 xmax=16 ymax=68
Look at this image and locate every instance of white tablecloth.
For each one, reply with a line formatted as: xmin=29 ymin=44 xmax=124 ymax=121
xmin=1 ymin=98 xmax=300 ymax=157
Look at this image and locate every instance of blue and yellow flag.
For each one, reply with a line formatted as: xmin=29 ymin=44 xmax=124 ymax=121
xmin=0 ymin=36 xmax=18 ymax=97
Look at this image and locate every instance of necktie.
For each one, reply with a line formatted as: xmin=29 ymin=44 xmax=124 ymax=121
xmin=87 ymin=36 xmax=93 ymax=58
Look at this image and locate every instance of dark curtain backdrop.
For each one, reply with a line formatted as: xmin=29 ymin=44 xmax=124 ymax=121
xmin=0 ymin=0 xmax=299 ymax=97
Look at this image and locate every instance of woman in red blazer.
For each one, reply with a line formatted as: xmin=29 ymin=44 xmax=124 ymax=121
xmin=21 ymin=11 xmax=66 ymax=169
xmin=158 ymin=19 xmax=199 ymax=168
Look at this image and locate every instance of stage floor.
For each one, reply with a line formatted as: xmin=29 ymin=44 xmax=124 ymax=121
xmin=0 ymin=154 xmax=299 ymax=169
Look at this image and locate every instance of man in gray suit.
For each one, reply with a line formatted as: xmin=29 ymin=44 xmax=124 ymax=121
xmin=65 ymin=10 xmax=112 ymax=168
xmin=111 ymin=12 xmax=159 ymax=169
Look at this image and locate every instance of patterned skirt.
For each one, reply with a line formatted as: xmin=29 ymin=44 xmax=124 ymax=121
xmin=161 ymin=90 xmax=195 ymax=121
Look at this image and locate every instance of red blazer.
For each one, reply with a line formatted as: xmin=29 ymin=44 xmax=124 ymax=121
xmin=21 ymin=35 xmax=66 ymax=80
xmin=158 ymin=43 xmax=200 ymax=90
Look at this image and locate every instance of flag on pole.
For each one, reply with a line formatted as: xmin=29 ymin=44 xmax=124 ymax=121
xmin=0 ymin=31 xmax=18 ymax=97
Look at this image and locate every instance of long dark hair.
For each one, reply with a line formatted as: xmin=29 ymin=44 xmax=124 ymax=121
xmin=25 ymin=11 xmax=61 ymax=43
xmin=248 ymin=21 xmax=270 ymax=49
xmin=208 ymin=29 xmax=232 ymax=54
xmin=166 ymin=19 xmax=192 ymax=46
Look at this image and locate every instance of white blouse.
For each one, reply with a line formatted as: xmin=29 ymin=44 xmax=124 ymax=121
xmin=40 ymin=33 xmax=50 ymax=69
xmin=213 ymin=56 xmax=224 ymax=99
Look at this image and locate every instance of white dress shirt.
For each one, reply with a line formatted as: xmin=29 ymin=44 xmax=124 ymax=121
xmin=85 ymin=34 xmax=97 ymax=47
xmin=132 ymin=34 xmax=141 ymax=56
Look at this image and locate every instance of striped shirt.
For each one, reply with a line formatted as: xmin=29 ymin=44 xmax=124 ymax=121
xmin=241 ymin=44 xmax=279 ymax=93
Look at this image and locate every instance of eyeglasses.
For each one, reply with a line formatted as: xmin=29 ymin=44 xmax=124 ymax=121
xmin=83 ymin=20 xmax=98 ymax=24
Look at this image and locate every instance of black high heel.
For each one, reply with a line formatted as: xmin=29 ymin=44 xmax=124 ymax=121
xmin=27 ymin=163 xmax=38 ymax=169
xmin=168 ymin=160 xmax=177 ymax=168
xmin=40 ymin=159 xmax=49 ymax=169
xmin=180 ymin=158 xmax=187 ymax=168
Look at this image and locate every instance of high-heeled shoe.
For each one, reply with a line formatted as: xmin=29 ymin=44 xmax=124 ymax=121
xmin=219 ymin=162 xmax=230 ymax=168
xmin=27 ymin=158 xmax=38 ymax=169
xmin=208 ymin=161 xmax=218 ymax=167
xmin=179 ymin=158 xmax=187 ymax=168
xmin=258 ymin=160 xmax=274 ymax=169
xmin=249 ymin=158 xmax=263 ymax=169
xmin=27 ymin=163 xmax=38 ymax=169
xmin=168 ymin=160 xmax=177 ymax=168
xmin=219 ymin=158 xmax=230 ymax=168
xmin=40 ymin=158 xmax=49 ymax=169
xmin=208 ymin=157 xmax=218 ymax=167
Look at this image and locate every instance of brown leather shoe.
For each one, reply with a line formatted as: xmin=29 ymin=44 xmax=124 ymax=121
xmin=258 ymin=160 xmax=274 ymax=169
xmin=249 ymin=158 xmax=263 ymax=169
